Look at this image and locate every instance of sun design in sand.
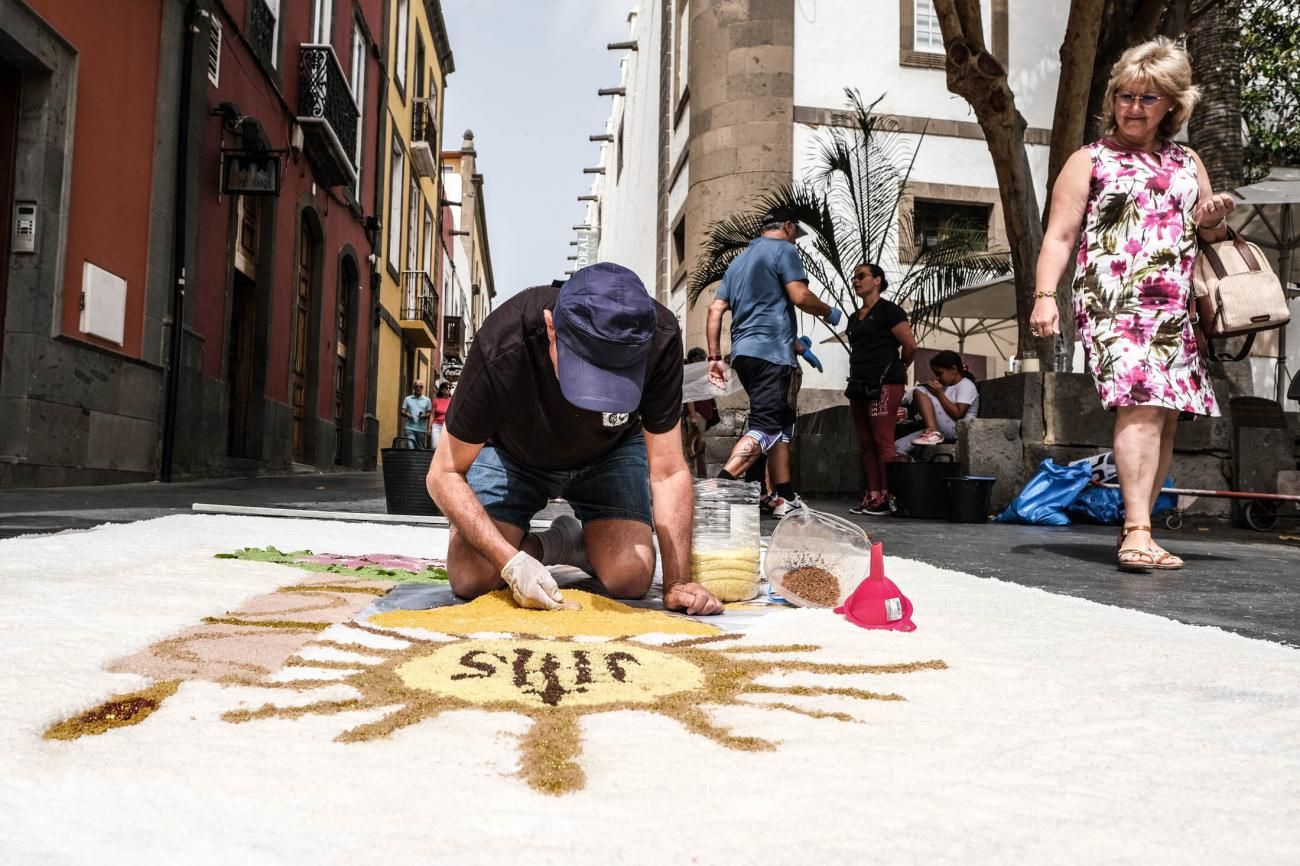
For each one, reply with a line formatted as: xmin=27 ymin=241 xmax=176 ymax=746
xmin=213 ymin=589 xmax=946 ymax=795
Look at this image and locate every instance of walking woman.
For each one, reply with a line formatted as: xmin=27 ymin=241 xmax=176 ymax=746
xmin=1031 ymin=37 xmax=1233 ymax=571
xmin=845 ymin=263 xmax=916 ymax=516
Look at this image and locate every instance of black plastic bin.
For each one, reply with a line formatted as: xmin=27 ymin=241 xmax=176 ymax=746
xmin=886 ymin=459 xmax=962 ymax=519
xmin=381 ymin=439 xmax=440 ymax=516
xmin=946 ymin=476 xmax=996 ymax=523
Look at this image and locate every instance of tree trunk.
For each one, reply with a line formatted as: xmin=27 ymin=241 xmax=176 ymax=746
xmin=1044 ymin=0 xmax=1105 ymax=224
xmin=1187 ymin=0 xmax=1243 ymax=190
xmin=933 ymin=0 xmax=1052 ymax=365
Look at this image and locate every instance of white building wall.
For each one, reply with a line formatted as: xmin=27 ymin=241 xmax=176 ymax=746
xmin=593 ymin=6 xmax=662 ymax=293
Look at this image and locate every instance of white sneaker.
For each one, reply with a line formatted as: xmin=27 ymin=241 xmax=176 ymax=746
xmin=770 ymin=496 xmax=805 ymax=518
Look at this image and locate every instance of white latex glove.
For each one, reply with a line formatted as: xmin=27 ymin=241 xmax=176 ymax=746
xmin=500 ymin=550 xmax=565 ymax=611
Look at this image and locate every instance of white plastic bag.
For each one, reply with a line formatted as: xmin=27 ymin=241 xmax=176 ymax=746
xmin=680 ymin=361 xmax=743 ymax=403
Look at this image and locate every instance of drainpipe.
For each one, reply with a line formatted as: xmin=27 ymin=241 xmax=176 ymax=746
xmin=160 ymin=0 xmax=199 ymax=482
xmin=363 ymin=17 xmax=389 ymax=469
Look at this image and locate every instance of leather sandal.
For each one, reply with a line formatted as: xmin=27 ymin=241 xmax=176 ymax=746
xmin=1117 ymin=524 xmax=1184 ymax=572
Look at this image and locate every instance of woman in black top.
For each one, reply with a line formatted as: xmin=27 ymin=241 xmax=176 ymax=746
xmin=844 ymin=263 xmax=917 ymax=516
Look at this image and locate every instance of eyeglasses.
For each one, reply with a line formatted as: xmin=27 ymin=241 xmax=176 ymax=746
xmin=1115 ymin=91 xmax=1165 ymax=107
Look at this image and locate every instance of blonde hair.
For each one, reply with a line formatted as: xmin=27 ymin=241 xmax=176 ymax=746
xmin=1099 ymin=37 xmax=1200 ymax=141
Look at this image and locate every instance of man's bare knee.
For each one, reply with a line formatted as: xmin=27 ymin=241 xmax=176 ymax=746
xmin=584 ymin=520 xmax=655 ymax=599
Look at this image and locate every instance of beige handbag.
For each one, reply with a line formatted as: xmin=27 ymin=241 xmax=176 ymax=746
xmin=1193 ymin=228 xmax=1290 ymax=361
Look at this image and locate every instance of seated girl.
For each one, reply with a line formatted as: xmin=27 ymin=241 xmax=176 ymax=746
xmin=895 ymin=350 xmax=980 ymax=454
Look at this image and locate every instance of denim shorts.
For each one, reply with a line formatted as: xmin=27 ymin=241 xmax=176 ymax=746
xmin=466 ymin=433 xmax=653 ymax=530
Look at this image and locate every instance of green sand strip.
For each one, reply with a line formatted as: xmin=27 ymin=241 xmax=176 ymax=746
xmin=216 ymin=546 xmax=448 ymax=583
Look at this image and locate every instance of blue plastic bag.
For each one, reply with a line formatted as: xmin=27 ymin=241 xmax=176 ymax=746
xmin=995 ymin=459 xmax=1092 ymax=525
xmin=1068 ymin=475 xmax=1177 ymax=525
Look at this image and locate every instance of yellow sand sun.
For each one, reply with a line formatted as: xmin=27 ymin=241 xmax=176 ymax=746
xmin=219 ymin=590 xmax=947 ymax=795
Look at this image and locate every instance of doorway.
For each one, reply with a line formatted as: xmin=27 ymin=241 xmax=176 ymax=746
xmin=227 ymin=271 xmax=257 ymax=457
xmin=334 ymin=257 xmax=357 ymax=465
xmin=0 ymin=60 xmax=21 ymax=390
xmin=290 ymin=221 xmax=315 ymax=462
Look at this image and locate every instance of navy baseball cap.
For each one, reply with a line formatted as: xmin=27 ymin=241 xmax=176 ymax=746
xmin=552 ymin=262 xmax=656 ymax=413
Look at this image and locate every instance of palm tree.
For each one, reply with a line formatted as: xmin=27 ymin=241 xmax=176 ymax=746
xmin=688 ymin=89 xmax=1011 ymax=346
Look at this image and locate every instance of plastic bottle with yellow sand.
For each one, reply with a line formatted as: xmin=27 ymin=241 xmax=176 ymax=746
xmin=690 ymin=478 xmax=762 ymax=601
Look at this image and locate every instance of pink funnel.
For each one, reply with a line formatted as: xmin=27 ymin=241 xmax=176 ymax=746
xmin=834 ymin=541 xmax=916 ymax=631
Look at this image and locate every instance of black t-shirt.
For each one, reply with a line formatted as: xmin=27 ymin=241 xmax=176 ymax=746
xmin=445 ymin=285 xmax=684 ymax=470
xmin=846 ymin=298 xmax=909 ymax=385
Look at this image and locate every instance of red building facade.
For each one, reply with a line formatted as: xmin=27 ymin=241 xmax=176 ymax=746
xmin=179 ymin=0 xmax=385 ymax=473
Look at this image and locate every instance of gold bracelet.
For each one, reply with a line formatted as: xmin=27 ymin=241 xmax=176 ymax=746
xmin=1033 ymin=290 xmax=1057 ymax=299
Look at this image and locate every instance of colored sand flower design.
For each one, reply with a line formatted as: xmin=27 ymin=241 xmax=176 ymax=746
xmin=217 ymin=546 xmax=448 ymax=583
xmin=217 ymin=590 xmax=947 ymax=795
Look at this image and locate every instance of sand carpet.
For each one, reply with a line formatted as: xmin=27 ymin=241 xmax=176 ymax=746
xmin=2 ymin=514 xmax=1297 ymax=865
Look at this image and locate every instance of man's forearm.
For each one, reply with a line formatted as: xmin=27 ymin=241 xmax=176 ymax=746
xmin=706 ymin=306 xmax=724 ymax=357
xmin=651 ymin=465 xmax=694 ymax=592
xmin=428 ymin=469 xmax=518 ymax=571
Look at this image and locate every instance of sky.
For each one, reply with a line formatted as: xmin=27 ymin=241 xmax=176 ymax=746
xmin=441 ymin=0 xmax=634 ymax=302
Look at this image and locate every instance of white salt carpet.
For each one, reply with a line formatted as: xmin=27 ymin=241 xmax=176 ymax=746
xmin=1 ymin=514 xmax=1298 ymax=865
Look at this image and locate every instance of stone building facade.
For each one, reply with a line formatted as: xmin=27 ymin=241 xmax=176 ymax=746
xmin=0 ymin=0 xmax=182 ymax=486
xmin=587 ymin=0 xmax=1069 ymax=392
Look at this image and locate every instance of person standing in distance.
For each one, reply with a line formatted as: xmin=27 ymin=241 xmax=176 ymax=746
xmin=705 ymin=206 xmax=843 ymax=517
xmin=400 ymin=380 xmax=431 ymax=448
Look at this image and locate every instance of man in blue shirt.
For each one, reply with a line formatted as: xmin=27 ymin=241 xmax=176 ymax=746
xmin=706 ymin=207 xmax=842 ymax=516
xmin=401 ymin=381 xmax=433 ymax=448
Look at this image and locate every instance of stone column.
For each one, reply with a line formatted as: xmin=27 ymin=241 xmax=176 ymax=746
xmin=683 ymin=0 xmax=795 ymax=350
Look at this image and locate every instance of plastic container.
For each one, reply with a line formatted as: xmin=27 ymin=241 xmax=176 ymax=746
xmin=763 ymin=508 xmax=872 ymax=608
xmin=690 ymin=478 xmax=762 ymax=601
xmin=381 ymin=439 xmax=440 ymax=516
xmin=886 ymin=458 xmax=962 ymax=519
xmin=946 ymin=475 xmax=995 ymax=523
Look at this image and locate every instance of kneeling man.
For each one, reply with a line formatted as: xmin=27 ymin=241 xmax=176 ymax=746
xmin=427 ymin=262 xmax=723 ymax=615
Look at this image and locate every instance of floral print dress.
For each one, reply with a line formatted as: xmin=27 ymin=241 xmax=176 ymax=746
xmin=1072 ymin=138 xmax=1220 ymax=416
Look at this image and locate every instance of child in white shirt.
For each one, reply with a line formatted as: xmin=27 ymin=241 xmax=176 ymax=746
xmin=896 ymin=350 xmax=980 ymax=454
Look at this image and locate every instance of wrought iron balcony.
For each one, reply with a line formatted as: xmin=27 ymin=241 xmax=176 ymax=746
xmin=248 ymin=0 xmax=276 ymax=65
xmin=410 ymin=98 xmax=438 ymax=177
xmin=399 ymin=271 xmax=439 ymax=347
xmin=297 ymin=45 xmax=359 ymax=188
xmin=442 ymin=314 xmax=465 ymax=359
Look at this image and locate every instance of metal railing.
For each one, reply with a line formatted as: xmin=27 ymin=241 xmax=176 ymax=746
xmin=298 ymin=45 xmax=359 ymax=169
xmin=248 ymin=0 xmax=276 ymax=65
xmin=400 ymin=271 xmax=438 ymax=332
xmin=413 ymin=98 xmax=436 ymax=146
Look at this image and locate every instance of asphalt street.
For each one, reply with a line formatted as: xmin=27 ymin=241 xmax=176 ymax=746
xmin=1 ymin=471 xmax=1296 ymax=646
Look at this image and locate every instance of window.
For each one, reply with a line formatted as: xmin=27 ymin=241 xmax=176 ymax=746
xmin=406 ymin=177 xmax=420 ymax=275
xmin=264 ymin=0 xmax=281 ymax=68
xmin=394 ymin=0 xmax=409 ymax=94
xmin=310 ymin=0 xmax=332 ymax=46
xmin=350 ymin=22 xmax=367 ymax=200
xmin=388 ymin=137 xmax=405 ymax=270
xmin=900 ymin=0 xmax=1001 ymax=69
xmin=414 ymin=32 xmax=426 ymax=100
xmin=912 ymin=200 xmax=991 ymax=255
xmin=616 ymin=120 xmax=625 ymax=180
xmin=672 ymin=217 xmax=686 ymax=272
xmin=206 ymin=18 xmax=222 ymax=86
xmin=422 ymin=207 xmax=434 ymax=274
xmin=673 ymin=0 xmax=690 ymax=110
xmin=913 ymin=0 xmax=943 ymax=53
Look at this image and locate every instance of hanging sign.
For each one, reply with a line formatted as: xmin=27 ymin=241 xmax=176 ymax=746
xmin=222 ymin=151 xmax=282 ymax=196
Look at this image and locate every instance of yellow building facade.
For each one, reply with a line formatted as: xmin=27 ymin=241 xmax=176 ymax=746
xmin=376 ymin=0 xmax=453 ymax=451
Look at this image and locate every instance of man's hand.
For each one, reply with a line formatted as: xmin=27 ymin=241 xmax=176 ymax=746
xmin=823 ymin=307 xmax=843 ymax=327
xmin=500 ymin=551 xmax=564 ymax=611
xmin=708 ymin=359 xmax=729 ymax=390
xmin=664 ymin=582 xmax=724 ymax=615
